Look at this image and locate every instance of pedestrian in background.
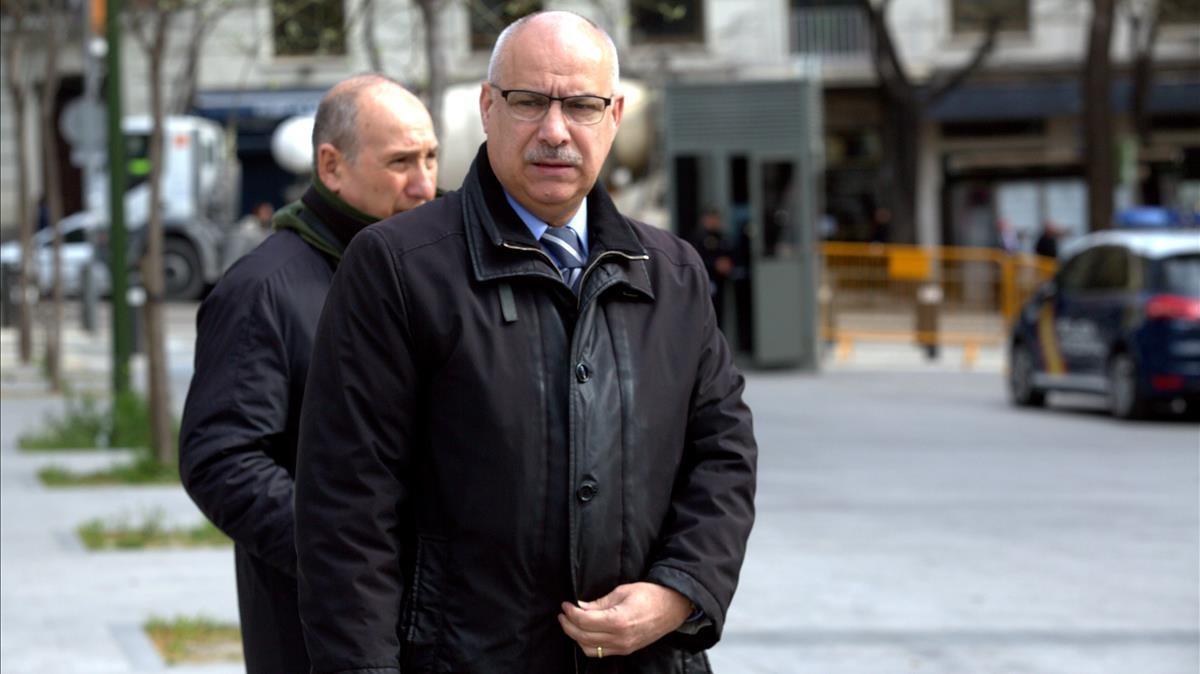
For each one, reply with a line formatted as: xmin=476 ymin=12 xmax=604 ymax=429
xmin=1035 ymin=220 xmax=1060 ymax=259
xmin=294 ymin=11 xmax=757 ymax=673
xmin=687 ymin=207 xmax=735 ymax=330
xmin=177 ymin=73 xmax=438 ymax=674
xmin=221 ymin=201 xmax=275 ymax=269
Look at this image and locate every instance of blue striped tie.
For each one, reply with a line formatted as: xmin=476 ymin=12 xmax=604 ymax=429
xmin=541 ymin=226 xmax=586 ymax=295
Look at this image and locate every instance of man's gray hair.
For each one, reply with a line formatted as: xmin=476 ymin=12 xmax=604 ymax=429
xmin=486 ymin=11 xmax=619 ymax=90
xmin=311 ymin=73 xmax=404 ymax=168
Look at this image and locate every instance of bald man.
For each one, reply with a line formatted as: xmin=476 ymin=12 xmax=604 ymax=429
xmin=295 ymin=13 xmax=756 ymax=673
xmin=179 ymin=74 xmax=437 ymax=674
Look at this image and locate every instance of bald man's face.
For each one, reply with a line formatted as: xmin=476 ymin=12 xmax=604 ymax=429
xmin=480 ymin=18 xmax=623 ymax=226
xmin=320 ymin=86 xmax=438 ymax=220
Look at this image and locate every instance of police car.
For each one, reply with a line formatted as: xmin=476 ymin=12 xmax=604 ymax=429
xmin=1008 ymin=227 xmax=1200 ymax=419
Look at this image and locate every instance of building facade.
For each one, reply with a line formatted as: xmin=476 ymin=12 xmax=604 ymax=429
xmin=3 ymin=0 xmax=1198 ymax=244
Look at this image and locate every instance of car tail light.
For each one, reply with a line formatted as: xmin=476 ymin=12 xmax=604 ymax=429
xmin=1145 ymin=294 xmax=1200 ymax=322
xmin=1151 ymin=375 xmax=1184 ymax=391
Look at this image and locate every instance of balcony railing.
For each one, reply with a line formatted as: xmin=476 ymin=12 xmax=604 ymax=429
xmin=789 ymin=6 xmax=871 ymax=58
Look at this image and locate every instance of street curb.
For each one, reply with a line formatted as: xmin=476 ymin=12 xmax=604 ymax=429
xmin=111 ymin=622 xmax=166 ymax=671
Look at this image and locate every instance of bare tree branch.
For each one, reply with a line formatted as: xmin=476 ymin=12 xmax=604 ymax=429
xmin=927 ymin=15 xmax=1001 ymax=105
xmin=858 ymin=0 xmax=910 ymax=100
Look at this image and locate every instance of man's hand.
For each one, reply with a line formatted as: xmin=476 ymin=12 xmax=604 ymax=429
xmin=557 ymin=582 xmax=693 ymax=658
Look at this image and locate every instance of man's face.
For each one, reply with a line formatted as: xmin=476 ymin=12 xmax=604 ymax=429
xmin=322 ymin=87 xmax=438 ymax=220
xmin=480 ymin=20 xmax=624 ymax=226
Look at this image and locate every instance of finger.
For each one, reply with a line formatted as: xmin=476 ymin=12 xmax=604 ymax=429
xmin=557 ymin=613 xmax=614 ymax=649
xmin=584 ymin=584 xmax=630 ymax=610
xmin=560 ymin=602 xmax=621 ymax=633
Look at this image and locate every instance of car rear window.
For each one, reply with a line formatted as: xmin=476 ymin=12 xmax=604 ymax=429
xmin=1160 ymin=254 xmax=1200 ymax=296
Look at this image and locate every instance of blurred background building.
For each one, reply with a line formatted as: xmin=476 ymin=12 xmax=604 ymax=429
xmin=2 ymin=0 xmax=1198 ymax=246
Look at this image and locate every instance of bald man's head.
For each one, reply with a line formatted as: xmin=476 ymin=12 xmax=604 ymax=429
xmin=312 ymin=74 xmax=424 ymax=166
xmin=313 ymin=74 xmax=439 ymax=218
xmin=487 ymin=11 xmax=619 ymax=91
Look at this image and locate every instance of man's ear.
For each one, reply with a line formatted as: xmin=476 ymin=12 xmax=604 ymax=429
xmin=316 ymin=143 xmax=342 ymax=192
xmin=479 ymin=82 xmax=494 ymax=133
xmin=610 ymin=93 xmax=625 ymax=129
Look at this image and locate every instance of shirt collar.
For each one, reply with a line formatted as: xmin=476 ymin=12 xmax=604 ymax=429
xmin=504 ymin=191 xmax=589 ymax=259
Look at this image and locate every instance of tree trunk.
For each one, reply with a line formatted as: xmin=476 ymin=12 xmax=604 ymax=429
xmin=1083 ymin=0 xmax=1116 ymax=231
xmin=143 ymin=10 xmax=175 ymax=465
xmin=879 ymin=92 xmax=921 ymax=244
xmin=363 ymin=0 xmax=384 ymax=73
xmin=416 ymin=0 xmax=445 ymax=138
xmin=3 ymin=11 xmax=35 ymax=364
xmin=173 ymin=7 xmax=223 ymax=114
xmin=1129 ymin=4 xmax=1159 ymax=205
xmin=41 ymin=3 xmax=65 ymax=392
xmin=859 ymin=0 xmax=998 ymax=244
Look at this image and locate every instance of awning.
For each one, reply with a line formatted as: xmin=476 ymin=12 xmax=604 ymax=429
xmin=927 ymin=77 xmax=1200 ymax=121
xmin=191 ymin=88 xmax=326 ymax=123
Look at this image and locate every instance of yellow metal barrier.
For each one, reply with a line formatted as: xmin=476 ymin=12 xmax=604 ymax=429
xmin=820 ymin=242 xmax=1056 ymax=359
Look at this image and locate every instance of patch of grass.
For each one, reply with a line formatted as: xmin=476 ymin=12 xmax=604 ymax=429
xmin=144 ymin=615 xmax=242 ymax=665
xmin=18 ymin=391 xmax=170 ymax=452
xmin=77 ymin=511 xmax=231 ymax=550
xmin=18 ymin=394 xmax=108 ymax=450
xmin=38 ymin=452 xmax=179 ymax=487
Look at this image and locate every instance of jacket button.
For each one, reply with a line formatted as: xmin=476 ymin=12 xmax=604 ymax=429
xmin=576 ymin=480 xmax=598 ymax=502
xmin=575 ymin=362 xmax=591 ymax=383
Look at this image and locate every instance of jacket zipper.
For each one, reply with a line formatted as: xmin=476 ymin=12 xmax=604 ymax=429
xmin=500 ymin=241 xmax=649 ymax=310
xmin=574 ymin=251 xmax=650 ymax=310
xmin=503 ymin=240 xmax=650 ymax=674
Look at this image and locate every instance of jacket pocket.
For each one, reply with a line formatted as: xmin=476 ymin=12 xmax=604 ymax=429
xmin=401 ymin=534 xmax=450 ymax=672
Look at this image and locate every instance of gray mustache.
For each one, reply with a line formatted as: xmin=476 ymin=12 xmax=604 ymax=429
xmin=524 ymin=146 xmax=582 ymax=165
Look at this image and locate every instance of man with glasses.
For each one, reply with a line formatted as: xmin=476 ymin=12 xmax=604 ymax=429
xmin=295 ymin=12 xmax=757 ymax=673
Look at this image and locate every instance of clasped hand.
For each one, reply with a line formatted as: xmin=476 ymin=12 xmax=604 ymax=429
xmin=557 ymin=582 xmax=693 ymax=658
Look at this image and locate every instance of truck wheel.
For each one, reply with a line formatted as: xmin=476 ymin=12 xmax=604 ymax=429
xmin=1108 ymin=353 xmax=1147 ymax=420
xmin=1009 ymin=343 xmax=1045 ymax=407
xmin=163 ymin=237 xmax=204 ymax=301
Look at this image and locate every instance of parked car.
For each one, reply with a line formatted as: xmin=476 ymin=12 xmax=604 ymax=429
xmin=0 ymin=219 xmax=109 ymax=298
xmin=1008 ymin=227 xmax=1200 ymax=419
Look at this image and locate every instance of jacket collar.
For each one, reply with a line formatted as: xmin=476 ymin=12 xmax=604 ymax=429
xmin=461 ymin=143 xmax=653 ymax=301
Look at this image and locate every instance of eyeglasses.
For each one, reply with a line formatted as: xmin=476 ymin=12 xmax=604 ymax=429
xmin=490 ymin=85 xmax=613 ymax=126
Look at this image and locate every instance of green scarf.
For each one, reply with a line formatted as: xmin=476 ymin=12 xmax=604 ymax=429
xmin=272 ymin=177 xmax=377 ymax=262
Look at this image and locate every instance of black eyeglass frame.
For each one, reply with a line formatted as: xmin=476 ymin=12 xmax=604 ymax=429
xmin=489 ymin=84 xmax=614 ymax=125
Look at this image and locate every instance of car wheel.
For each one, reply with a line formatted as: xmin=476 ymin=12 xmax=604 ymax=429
xmin=163 ymin=238 xmax=204 ymax=301
xmin=1009 ymin=343 xmax=1046 ymax=407
xmin=1108 ymin=353 xmax=1147 ymax=420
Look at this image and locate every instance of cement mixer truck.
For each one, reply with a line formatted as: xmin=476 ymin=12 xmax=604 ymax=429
xmin=57 ymin=114 xmax=240 ymax=300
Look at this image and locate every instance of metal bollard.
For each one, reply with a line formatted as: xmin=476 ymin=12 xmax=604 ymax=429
xmin=915 ymin=283 xmax=941 ymax=360
xmin=128 ymin=285 xmax=146 ymax=354
xmin=81 ymin=261 xmax=98 ymax=334
xmin=819 ymin=283 xmax=836 ymax=348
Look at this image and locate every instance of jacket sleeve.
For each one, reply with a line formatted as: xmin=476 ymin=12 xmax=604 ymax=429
xmin=178 ymin=276 xmax=298 ymax=577
xmin=645 ymin=265 xmax=757 ymax=652
xmin=294 ymin=228 xmax=417 ymax=674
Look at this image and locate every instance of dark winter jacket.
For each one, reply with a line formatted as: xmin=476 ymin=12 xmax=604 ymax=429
xmin=294 ymin=145 xmax=757 ymax=674
xmin=178 ymin=182 xmax=374 ymax=674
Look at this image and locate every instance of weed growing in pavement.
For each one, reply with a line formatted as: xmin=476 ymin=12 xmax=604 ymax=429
xmin=77 ymin=510 xmax=230 ymax=550
xmin=144 ymin=615 xmax=242 ymax=665
xmin=38 ymin=451 xmax=179 ymax=486
xmin=18 ymin=391 xmax=166 ymax=451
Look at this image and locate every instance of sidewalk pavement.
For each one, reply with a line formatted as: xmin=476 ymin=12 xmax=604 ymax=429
xmin=0 ymin=395 xmax=242 ymax=673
